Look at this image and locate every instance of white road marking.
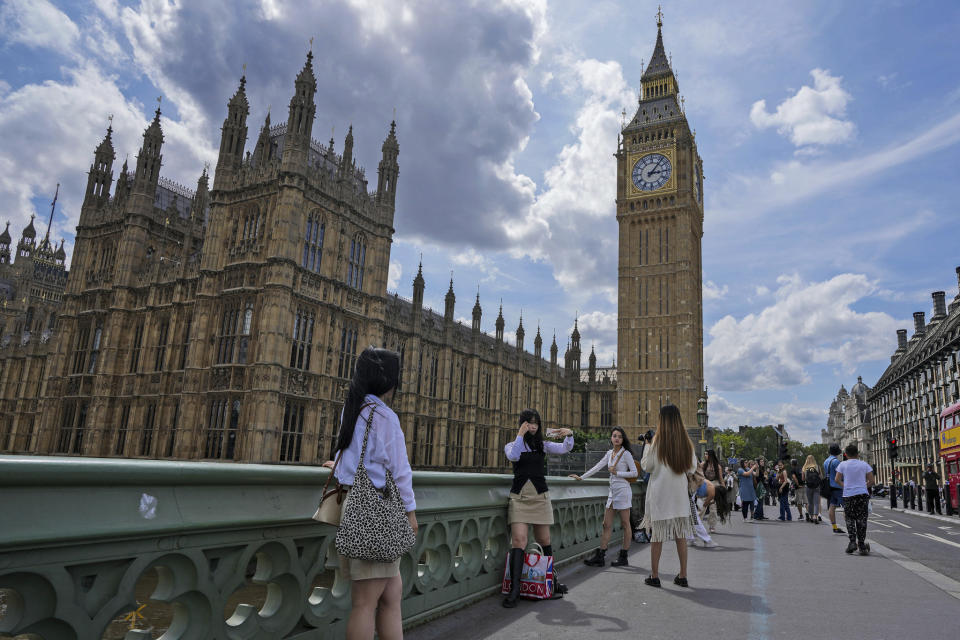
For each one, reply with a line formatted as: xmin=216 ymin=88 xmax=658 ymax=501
xmin=871 ymin=520 xmax=893 ymax=527
xmin=889 ymin=519 xmax=912 ymax=528
xmin=914 ymin=532 xmax=960 ymax=549
xmin=937 ymin=525 xmax=953 ymax=530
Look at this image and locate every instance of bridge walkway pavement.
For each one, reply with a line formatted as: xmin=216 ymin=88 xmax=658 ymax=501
xmin=407 ymin=509 xmax=960 ymax=639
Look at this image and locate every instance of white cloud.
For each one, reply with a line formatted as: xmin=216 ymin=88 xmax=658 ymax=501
xmin=387 ymin=260 xmax=402 ymax=291
xmin=705 ymin=273 xmax=902 ymax=392
xmin=709 ymin=393 xmax=826 ymax=445
xmin=507 ymin=57 xmax=633 ymax=303
xmin=710 ymin=110 xmax=960 ymax=226
xmin=703 ymin=280 xmax=729 ymax=300
xmin=755 ymin=285 xmax=770 ymax=297
xmin=750 ymin=68 xmax=855 ymax=147
xmin=0 ymin=0 xmax=80 ymax=58
xmin=575 ymin=310 xmax=617 ymax=364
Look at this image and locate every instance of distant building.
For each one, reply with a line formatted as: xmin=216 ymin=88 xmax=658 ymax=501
xmin=822 ymin=378 xmax=873 ymax=464
xmin=869 ymin=273 xmax=960 ymax=484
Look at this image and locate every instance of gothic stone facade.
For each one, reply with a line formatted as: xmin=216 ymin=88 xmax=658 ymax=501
xmin=616 ymin=20 xmax=707 ymax=444
xmin=821 ymin=377 xmax=873 ymax=465
xmin=0 ymin=53 xmax=622 ymax=470
xmin=868 ymin=275 xmax=960 ymax=485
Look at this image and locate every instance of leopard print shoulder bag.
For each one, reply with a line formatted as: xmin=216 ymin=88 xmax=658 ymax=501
xmin=335 ymin=406 xmax=417 ymax=562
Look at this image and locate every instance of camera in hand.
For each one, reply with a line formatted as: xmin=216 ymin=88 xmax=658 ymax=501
xmin=643 ymin=429 xmax=654 ymax=442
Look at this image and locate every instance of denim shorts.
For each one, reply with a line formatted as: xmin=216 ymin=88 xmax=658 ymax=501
xmin=828 ymin=489 xmax=843 ymax=507
xmin=696 ymin=481 xmax=709 ymax=498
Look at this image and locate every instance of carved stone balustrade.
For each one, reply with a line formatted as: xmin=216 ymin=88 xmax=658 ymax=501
xmin=0 ymin=456 xmax=639 ymax=639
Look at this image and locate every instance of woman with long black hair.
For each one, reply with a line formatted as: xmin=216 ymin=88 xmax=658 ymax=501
xmin=502 ymin=409 xmax=574 ymax=608
xmin=699 ymin=449 xmax=728 ymax=533
xmin=324 ymin=346 xmax=415 ymax=640
xmin=571 ymin=426 xmax=638 ymax=567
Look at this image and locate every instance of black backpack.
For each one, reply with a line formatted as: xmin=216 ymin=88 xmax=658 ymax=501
xmin=805 ymin=467 xmax=821 ymax=487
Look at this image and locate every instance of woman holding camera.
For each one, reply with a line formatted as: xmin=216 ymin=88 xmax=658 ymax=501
xmin=640 ymin=404 xmax=699 ymax=588
xmin=502 ymin=409 xmax=574 ymax=608
xmin=571 ymin=427 xmax=638 ymax=567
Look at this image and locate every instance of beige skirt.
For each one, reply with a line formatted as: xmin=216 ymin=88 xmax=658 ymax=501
xmin=508 ymin=480 xmax=554 ymax=525
xmin=337 ymin=489 xmax=402 ymax=581
xmin=795 ymin=486 xmax=808 ymax=506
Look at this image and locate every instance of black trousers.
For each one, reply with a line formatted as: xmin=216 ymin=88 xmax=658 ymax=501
xmin=926 ymin=489 xmax=942 ymax=514
xmin=842 ymin=494 xmax=870 ymax=546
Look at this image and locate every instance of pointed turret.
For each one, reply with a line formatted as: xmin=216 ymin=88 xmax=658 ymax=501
xmin=252 ymin=111 xmax=273 ymax=166
xmin=569 ymin=318 xmax=581 ymax=373
xmin=339 ymin=125 xmax=354 ymax=178
xmin=495 ymin=302 xmax=504 ymax=342
xmin=85 ymin=124 xmax=115 ymax=207
xmin=0 ymin=222 xmax=11 ymax=264
xmin=640 ymin=9 xmax=678 ymax=99
xmin=534 ymin=325 xmax=543 ymax=359
xmin=550 ymin=332 xmax=558 ymax=366
xmin=215 ymin=75 xmax=249 ymax=187
xmin=191 ymin=167 xmax=210 ymax=223
xmin=412 ymin=261 xmax=425 ymax=310
xmin=516 ymin=314 xmax=525 ymax=351
xmin=376 ymin=120 xmax=399 ymax=209
xmin=114 ymin=157 xmax=130 ymax=206
xmin=472 ymin=289 xmax=482 ymax=333
xmin=55 ymin=239 xmax=66 ymax=264
xmin=18 ymin=214 xmax=36 ymax=259
xmin=588 ymin=345 xmax=597 ymax=382
xmin=283 ymin=51 xmax=317 ymax=170
xmin=444 ymin=276 xmax=456 ymax=323
xmin=133 ymin=105 xmax=164 ymax=196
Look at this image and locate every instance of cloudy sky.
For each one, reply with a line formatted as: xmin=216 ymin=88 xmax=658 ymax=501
xmin=1 ymin=0 xmax=959 ymax=443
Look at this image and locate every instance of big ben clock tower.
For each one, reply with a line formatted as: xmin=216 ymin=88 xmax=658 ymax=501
xmin=616 ymin=11 xmax=705 ymax=442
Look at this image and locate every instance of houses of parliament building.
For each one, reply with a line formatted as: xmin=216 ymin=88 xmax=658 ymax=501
xmin=0 ymin=20 xmax=709 ymax=470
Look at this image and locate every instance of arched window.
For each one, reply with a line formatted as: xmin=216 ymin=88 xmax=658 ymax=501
xmin=347 ymin=233 xmax=366 ymax=290
xmin=302 ymin=211 xmax=325 ymax=272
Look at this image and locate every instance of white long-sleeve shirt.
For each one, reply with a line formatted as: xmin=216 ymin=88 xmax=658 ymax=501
xmin=334 ymin=394 xmax=416 ymax=511
xmin=504 ymin=434 xmax=574 ymax=460
xmin=581 ymin=448 xmax=638 ymax=489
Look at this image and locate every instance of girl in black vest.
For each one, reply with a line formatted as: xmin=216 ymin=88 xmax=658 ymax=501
xmin=502 ymin=408 xmax=574 ymax=608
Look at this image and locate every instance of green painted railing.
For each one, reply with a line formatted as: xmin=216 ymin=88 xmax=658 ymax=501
xmin=0 ymin=456 xmax=641 ymax=639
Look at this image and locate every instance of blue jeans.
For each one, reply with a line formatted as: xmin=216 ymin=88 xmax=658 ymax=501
xmin=778 ymin=494 xmax=792 ymax=520
xmin=755 ymin=500 xmax=765 ymax=519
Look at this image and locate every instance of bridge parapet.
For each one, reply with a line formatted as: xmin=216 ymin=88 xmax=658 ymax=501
xmin=0 ymin=455 xmax=638 ymax=639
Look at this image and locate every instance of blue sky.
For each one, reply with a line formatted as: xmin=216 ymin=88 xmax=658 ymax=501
xmin=1 ymin=0 xmax=959 ymax=443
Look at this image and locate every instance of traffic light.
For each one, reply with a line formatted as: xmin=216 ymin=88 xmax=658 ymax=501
xmin=887 ymin=437 xmax=898 ymax=459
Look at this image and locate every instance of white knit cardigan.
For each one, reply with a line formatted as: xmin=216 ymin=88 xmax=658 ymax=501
xmin=639 ymin=443 xmax=698 ymax=539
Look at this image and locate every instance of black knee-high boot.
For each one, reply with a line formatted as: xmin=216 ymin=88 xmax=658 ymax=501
xmin=542 ymin=545 xmax=567 ymax=595
xmin=502 ymin=547 xmax=525 ymax=608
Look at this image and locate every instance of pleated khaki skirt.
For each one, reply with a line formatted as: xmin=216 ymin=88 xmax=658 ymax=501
xmin=337 ymin=489 xmax=402 ymax=581
xmin=508 ymin=479 xmax=554 ymax=525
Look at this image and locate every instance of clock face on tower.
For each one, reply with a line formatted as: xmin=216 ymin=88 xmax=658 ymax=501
xmin=632 ymin=153 xmax=672 ymax=191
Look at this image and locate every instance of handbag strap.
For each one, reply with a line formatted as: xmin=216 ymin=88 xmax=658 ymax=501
xmin=321 ymin=451 xmax=341 ymax=494
xmin=324 ymin=402 xmax=378 ymax=491
xmin=357 ymin=403 xmax=378 ymax=467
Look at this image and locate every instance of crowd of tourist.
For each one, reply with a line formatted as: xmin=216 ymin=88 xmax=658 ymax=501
xmin=319 ymin=346 xmax=955 ymax=637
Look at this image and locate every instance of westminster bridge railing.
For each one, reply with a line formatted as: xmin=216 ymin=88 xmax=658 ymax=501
xmin=0 ymin=456 xmax=640 ymax=639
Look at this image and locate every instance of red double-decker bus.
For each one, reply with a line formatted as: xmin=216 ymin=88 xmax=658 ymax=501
xmin=939 ymin=400 xmax=960 ymax=509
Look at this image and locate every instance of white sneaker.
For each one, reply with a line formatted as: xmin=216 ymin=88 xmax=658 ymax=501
xmin=687 ymin=538 xmax=697 ymax=546
xmin=704 ymin=540 xmax=719 ymax=548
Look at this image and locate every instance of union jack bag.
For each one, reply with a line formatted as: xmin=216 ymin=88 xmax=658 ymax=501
xmin=501 ymin=543 xmax=554 ymax=600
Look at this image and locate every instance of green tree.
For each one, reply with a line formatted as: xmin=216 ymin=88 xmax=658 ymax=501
xmin=740 ymin=425 xmax=781 ymax=461
xmin=714 ymin=429 xmax=745 ymax=460
xmin=801 ymin=443 xmax=830 ymax=465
